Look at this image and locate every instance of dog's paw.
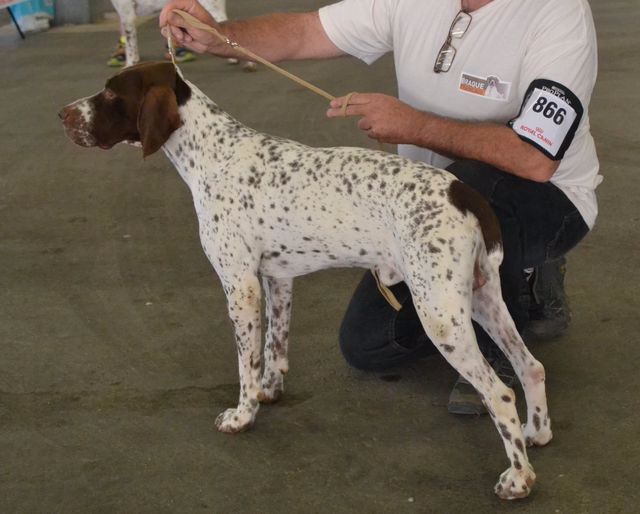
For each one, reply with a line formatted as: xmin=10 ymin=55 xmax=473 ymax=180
xmin=523 ymin=419 xmax=553 ymax=447
xmin=258 ymin=373 xmax=284 ymax=404
xmin=494 ymin=465 xmax=536 ymax=500
xmin=215 ymin=408 xmax=254 ymax=434
xmin=226 ymin=57 xmax=239 ymax=65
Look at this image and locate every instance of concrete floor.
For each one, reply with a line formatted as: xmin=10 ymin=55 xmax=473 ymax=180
xmin=1 ymin=0 xmax=639 ymax=512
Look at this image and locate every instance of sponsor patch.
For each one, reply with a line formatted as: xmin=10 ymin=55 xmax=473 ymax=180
xmin=459 ymin=73 xmax=511 ymax=102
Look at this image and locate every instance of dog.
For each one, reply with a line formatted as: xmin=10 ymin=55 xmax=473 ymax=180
xmin=485 ymin=76 xmax=507 ymax=101
xmin=59 ymin=62 xmax=553 ymax=499
xmin=109 ymin=0 xmax=255 ymax=69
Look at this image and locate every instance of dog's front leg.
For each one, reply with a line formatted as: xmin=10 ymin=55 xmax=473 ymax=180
xmin=215 ymin=274 xmax=262 ymax=433
xmin=259 ymin=276 xmax=293 ymax=404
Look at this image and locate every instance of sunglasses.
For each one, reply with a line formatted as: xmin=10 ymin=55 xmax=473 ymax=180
xmin=433 ymin=10 xmax=473 ymax=73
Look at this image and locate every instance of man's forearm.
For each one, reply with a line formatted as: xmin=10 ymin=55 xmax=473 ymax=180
xmin=212 ymin=12 xmax=344 ymax=62
xmin=327 ymin=93 xmax=559 ymax=182
xmin=413 ymin=112 xmax=559 ymax=182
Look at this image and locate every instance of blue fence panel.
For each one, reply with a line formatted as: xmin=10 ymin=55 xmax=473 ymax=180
xmin=10 ymin=0 xmax=55 ymax=32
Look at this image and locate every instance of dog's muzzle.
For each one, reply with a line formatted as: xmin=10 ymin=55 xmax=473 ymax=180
xmin=59 ymin=101 xmax=97 ymax=148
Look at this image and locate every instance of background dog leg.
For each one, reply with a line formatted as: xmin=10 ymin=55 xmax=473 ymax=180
xmin=472 ymin=274 xmax=553 ymax=448
xmin=215 ymin=274 xmax=263 ymax=433
xmin=259 ymin=276 xmax=293 ymax=404
xmin=110 ymin=1 xmax=138 ymax=66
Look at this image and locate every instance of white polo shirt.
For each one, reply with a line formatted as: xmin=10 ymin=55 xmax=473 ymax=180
xmin=319 ymin=0 xmax=601 ymax=228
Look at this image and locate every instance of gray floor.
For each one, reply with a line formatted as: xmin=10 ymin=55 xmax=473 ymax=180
xmin=1 ymin=0 xmax=639 ymax=512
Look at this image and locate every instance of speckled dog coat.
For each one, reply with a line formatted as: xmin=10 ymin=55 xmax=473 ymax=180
xmin=60 ymin=63 xmax=554 ymax=500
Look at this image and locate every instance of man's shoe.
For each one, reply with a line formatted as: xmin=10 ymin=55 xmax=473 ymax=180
xmin=525 ymin=257 xmax=571 ymax=341
xmin=447 ymin=352 xmax=517 ymax=415
xmin=447 ymin=374 xmax=484 ymax=415
xmin=107 ymin=36 xmax=126 ymax=67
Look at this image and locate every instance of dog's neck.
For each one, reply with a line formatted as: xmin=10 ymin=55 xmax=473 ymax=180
xmin=162 ymin=82 xmax=252 ymax=188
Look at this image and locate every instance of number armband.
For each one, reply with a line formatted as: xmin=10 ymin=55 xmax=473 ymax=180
xmin=509 ymin=79 xmax=584 ymax=160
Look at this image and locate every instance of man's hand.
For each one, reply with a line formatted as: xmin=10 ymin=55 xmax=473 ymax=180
xmin=326 ymin=93 xmax=426 ymax=144
xmin=159 ymin=0 xmax=221 ymax=54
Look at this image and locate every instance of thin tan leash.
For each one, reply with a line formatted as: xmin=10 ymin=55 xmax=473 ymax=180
xmin=371 ymin=270 xmax=403 ymax=311
xmin=171 ymin=9 xmax=383 ymax=147
xmin=167 ymin=32 xmax=178 ymax=67
xmin=172 ymin=9 xmax=336 ymax=101
xmin=169 ymin=9 xmax=401 ymax=311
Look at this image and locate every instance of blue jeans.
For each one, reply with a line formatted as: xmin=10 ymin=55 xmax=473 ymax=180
xmin=339 ymin=160 xmax=590 ymax=371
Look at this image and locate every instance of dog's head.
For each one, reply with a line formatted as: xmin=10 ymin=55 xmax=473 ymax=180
xmin=59 ymin=62 xmax=191 ymax=157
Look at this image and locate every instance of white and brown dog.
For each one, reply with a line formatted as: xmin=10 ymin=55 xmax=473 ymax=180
xmin=59 ymin=62 xmax=552 ymax=499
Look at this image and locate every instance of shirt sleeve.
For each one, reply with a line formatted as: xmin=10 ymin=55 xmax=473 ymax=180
xmin=509 ymin=0 xmax=598 ymax=159
xmin=520 ymin=0 xmax=597 ymax=105
xmin=318 ymin=0 xmax=399 ymax=65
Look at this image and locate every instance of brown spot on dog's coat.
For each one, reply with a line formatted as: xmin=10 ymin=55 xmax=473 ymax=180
xmin=448 ymin=180 xmax=502 ymax=253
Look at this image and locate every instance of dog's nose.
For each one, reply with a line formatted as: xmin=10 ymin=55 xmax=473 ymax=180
xmin=58 ymin=105 xmax=77 ymax=122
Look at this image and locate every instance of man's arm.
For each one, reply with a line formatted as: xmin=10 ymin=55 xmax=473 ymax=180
xmin=413 ymin=113 xmax=560 ymax=182
xmin=327 ymin=93 xmax=559 ymax=183
xmin=159 ymin=1 xmax=345 ymax=62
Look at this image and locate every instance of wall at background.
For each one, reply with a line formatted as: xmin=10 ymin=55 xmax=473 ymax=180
xmin=1 ymin=0 xmax=184 ymax=26
xmin=0 ymin=0 xmax=115 ymax=26
xmin=90 ymin=0 xmax=113 ymax=22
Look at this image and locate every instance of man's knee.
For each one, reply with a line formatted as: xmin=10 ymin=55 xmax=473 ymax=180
xmin=338 ymin=317 xmax=380 ymax=371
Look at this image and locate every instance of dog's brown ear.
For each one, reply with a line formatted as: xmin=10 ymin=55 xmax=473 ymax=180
xmin=137 ymin=85 xmax=182 ymax=158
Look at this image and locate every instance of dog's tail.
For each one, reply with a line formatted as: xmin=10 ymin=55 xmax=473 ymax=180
xmin=447 ymin=179 xmax=503 ymax=268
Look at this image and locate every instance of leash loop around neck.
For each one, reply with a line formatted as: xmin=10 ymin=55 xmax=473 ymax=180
xmin=166 ymin=32 xmax=177 ymax=67
xmin=166 ymin=31 xmax=185 ymax=80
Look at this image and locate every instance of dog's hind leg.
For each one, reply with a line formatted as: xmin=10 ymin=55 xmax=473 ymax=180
xmin=471 ymin=252 xmax=553 ymax=449
xmin=259 ymin=276 xmax=293 ymax=404
xmin=404 ymin=245 xmax=535 ymax=499
xmin=215 ymin=272 xmax=263 ymax=433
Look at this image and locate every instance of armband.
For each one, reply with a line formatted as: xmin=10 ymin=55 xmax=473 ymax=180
xmin=509 ymin=79 xmax=583 ymax=160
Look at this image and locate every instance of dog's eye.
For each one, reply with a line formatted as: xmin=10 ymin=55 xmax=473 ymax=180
xmin=103 ymin=89 xmax=117 ymax=101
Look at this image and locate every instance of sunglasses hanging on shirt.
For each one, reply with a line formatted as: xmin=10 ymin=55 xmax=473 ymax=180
xmin=433 ymin=10 xmax=472 ymax=73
